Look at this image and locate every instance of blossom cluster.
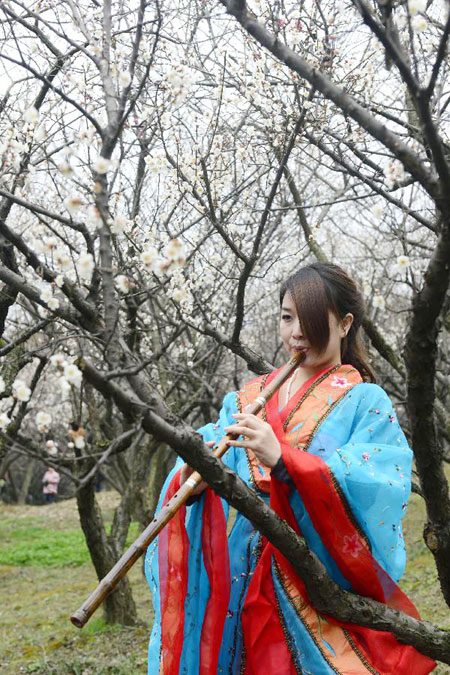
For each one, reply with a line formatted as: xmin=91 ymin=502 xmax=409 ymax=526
xmin=140 ymin=238 xmax=187 ymax=276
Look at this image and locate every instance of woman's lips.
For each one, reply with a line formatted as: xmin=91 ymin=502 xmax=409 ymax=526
xmin=292 ymin=346 xmax=308 ymax=353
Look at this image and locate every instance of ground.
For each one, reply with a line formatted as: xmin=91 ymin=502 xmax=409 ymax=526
xmin=0 ymin=490 xmax=449 ymax=673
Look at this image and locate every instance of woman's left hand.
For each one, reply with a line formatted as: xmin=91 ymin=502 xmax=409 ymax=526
xmin=224 ymin=413 xmax=281 ymax=468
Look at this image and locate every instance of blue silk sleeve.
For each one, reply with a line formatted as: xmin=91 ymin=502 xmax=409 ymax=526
xmin=145 ymin=391 xmax=242 ymax=674
xmin=308 ymin=383 xmax=412 ymax=582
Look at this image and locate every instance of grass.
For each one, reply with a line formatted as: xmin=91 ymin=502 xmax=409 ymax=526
xmin=0 ymin=493 xmax=150 ymax=674
xmin=0 ymin=518 xmax=139 ymax=567
xmin=0 ymin=522 xmax=89 ymax=567
xmin=0 ymin=489 xmax=449 ymax=673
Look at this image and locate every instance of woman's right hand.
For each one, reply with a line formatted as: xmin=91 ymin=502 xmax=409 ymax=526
xmin=179 ymin=440 xmax=214 ymax=495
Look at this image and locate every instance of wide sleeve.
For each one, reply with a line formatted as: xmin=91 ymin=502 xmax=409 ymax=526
xmin=277 ymin=383 xmax=415 ymax=608
xmin=145 ymin=391 xmax=239 ymax=674
xmin=268 ymin=384 xmax=434 ymax=675
xmin=323 ymin=384 xmax=412 ymax=581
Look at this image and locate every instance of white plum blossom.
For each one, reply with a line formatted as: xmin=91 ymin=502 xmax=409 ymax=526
xmin=74 ymin=435 xmax=85 ymax=449
xmin=153 ymin=257 xmax=170 ymax=276
xmin=50 ymin=353 xmax=66 ymax=368
xmin=411 ymin=15 xmax=427 ymax=32
xmin=77 ymin=252 xmax=95 ymax=280
xmin=12 ymin=379 xmax=31 ymax=402
xmin=24 ymin=107 xmax=39 ymax=124
xmin=46 ymin=440 xmax=58 ymax=455
xmin=170 ymin=287 xmax=188 ymax=303
xmin=164 ymin=239 xmax=187 ymax=274
xmin=55 ymin=249 xmax=71 ymax=270
xmin=165 ymin=238 xmax=186 ymax=262
xmin=373 ymin=295 xmax=386 ymax=310
xmin=36 ymin=411 xmax=52 ymax=429
xmin=59 ymin=377 xmax=71 ymax=394
xmin=119 ymin=71 xmax=131 ymax=87
xmin=0 ymin=412 xmax=11 ymax=430
xmin=43 ymin=237 xmax=57 ymax=252
xmin=64 ymin=195 xmax=84 ymax=213
xmin=166 ymin=66 xmax=194 ymax=102
xmin=87 ymin=205 xmax=102 ymax=228
xmin=64 ymin=363 xmax=82 ymax=386
xmin=110 ymin=214 xmax=129 ymax=234
xmin=407 ymin=0 xmax=426 ymax=15
xmin=93 ymin=156 xmax=112 ymax=174
xmin=58 ymin=162 xmax=73 ymax=176
xmin=140 ymin=246 xmax=160 ymax=271
xmin=168 ymin=270 xmax=193 ymax=309
xmin=55 ymin=275 xmax=64 ymax=288
xmin=39 ymin=284 xmax=53 ymax=303
xmin=393 ymin=255 xmax=410 ymax=275
xmin=0 ymin=376 xmax=5 ymax=394
xmin=36 ymin=124 xmax=46 ymax=142
xmin=47 ymin=297 xmax=60 ymax=311
xmin=144 ymin=153 xmax=168 ymax=174
xmin=383 ymin=160 xmax=405 ymax=187
xmin=115 ymin=275 xmax=131 ymax=294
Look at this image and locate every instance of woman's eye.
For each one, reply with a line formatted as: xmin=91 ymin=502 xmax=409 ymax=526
xmin=281 ymin=314 xmax=292 ymax=321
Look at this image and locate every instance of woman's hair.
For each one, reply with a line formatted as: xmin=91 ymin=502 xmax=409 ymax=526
xmin=280 ymin=262 xmax=376 ymax=383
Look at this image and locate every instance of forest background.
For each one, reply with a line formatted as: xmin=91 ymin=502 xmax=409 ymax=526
xmin=1 ymin=0 xmax=450 ymax=671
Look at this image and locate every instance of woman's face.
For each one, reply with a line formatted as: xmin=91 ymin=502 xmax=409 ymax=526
xmin=279 ymin=291 xmax=353 ymax=371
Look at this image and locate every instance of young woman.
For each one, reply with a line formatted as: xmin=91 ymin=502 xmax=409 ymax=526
xmin=145 ymin=263 xmax=435 ymax=674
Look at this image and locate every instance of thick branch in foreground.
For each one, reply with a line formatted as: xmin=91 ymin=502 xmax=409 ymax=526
xmin=79 ymin=358 xmax=450 ymax=664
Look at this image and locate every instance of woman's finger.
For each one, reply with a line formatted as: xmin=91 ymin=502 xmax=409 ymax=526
xmin=224 ymin=424 xmax=257 ymax=438
xmin=227 ymin=438 xmax=256 ymax=450
xmin=232 ymin=413 xmax=262 ymax=429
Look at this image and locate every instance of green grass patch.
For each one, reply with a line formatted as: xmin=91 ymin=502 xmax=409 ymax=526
xmin=0 ymin=523 xmax=89 ymax=566
xmin=0 ymin=517 xmax=139 ymax=567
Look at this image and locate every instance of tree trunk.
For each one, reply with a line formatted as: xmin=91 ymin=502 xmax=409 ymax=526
xmin=18 ymin=457 xmax=36 ymax=505
xmin=76 ymin=477 xmax=137 ymax=625
xmin=144 ymin=442 xmax=176 ymax=523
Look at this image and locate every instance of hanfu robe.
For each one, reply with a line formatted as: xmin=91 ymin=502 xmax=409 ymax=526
xmin=145 ymin=363 xmax=436 ymax=674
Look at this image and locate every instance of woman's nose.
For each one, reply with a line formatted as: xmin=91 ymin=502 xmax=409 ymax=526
xmin=292 ymin=319 xmax=302 ymax=337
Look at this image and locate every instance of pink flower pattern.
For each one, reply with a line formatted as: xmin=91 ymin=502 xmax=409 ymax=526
xmin=342 ymin=534 xmax=364 ymax=558
xmin=330 ymin=375 xmax=350 ymax=389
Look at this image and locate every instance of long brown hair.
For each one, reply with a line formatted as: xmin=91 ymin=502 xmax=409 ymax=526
xmin=280 ymin=263 xmax=376 ymax=383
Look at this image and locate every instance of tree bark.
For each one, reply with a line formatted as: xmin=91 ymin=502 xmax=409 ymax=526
xmin=76 ymin=476 xmax=137 ymax=626
xmin=18 ymin=457 xmax=36 ymax=505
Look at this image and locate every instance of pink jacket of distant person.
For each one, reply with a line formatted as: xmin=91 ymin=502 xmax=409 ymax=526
xmin=42 ymin=468 xmax=60 ymax=495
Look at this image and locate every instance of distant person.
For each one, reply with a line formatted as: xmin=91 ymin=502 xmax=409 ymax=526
xmin=42 ymin=467 xmax=60 ymax=504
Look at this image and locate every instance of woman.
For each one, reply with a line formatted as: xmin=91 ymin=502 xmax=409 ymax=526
xmin=42 ymin=466 xmax=60 ymax=504
xmin=145 ymin=263 xmax=435 ymax=674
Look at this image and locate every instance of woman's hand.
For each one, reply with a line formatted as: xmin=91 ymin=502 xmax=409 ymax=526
xmin=179 ymin=440 xmax=215 ymax=495
xmin=224 ymin=413 xmax=282 ymax=468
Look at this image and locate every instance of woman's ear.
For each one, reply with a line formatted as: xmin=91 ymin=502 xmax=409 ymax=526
xmin=341 ymin=313 xmax=354 ymax=337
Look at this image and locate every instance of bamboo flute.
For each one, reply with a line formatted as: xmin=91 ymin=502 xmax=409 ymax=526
xmin=70 ymin=349 xmax=305 ymax=628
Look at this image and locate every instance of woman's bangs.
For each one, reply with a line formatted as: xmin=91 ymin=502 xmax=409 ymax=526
xmin=289 ymin=271 xmax=330 ymax=354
